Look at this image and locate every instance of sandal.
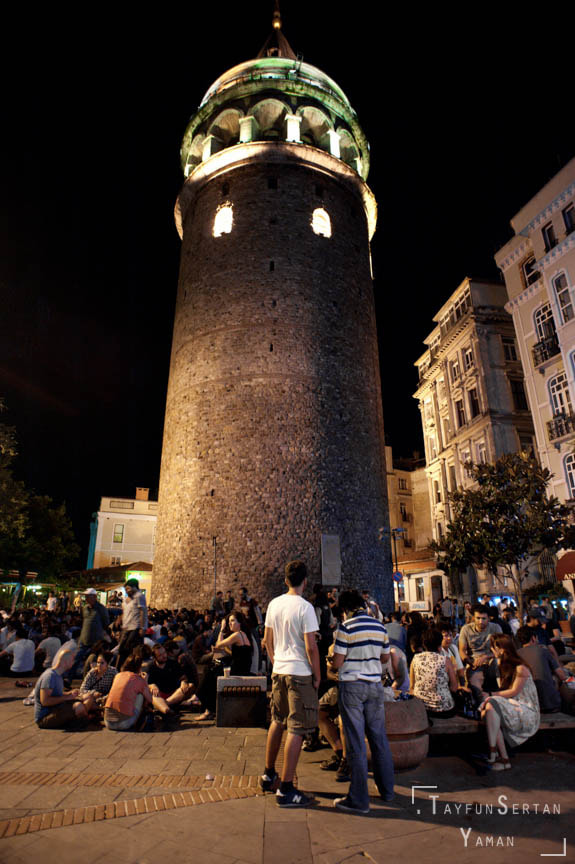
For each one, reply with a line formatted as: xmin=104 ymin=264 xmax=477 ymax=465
xmin=489 ymin=757 xmax=511 ymax=771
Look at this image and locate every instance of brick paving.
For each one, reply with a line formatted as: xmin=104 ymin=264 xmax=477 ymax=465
xmin=0 ymin=679 xmax=574 ymax=863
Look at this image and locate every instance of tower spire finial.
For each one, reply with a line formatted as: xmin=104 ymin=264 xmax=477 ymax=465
xmin=272 ymin=0 xmax=281 ymax=30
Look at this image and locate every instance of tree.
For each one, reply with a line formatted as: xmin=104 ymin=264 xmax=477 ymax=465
xmin=431 ymin=452 xmax=570 ymax=618
xmin=0 ymin=401 xmax=80 ymax=581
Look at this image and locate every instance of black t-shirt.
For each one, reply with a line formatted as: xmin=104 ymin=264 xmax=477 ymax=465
xmin=147 ymin=659 xmax=183 ymax=695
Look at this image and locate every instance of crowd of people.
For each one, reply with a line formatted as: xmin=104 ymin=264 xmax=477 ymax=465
xmin=1 ymin=572 xmax=574 ymax=813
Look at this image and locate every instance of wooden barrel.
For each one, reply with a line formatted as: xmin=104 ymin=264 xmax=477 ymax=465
xmin=379 ymin=696 xmax=429 ymax=771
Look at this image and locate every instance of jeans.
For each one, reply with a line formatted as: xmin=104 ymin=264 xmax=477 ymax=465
xmin=338 ymin=680 xmax=394 ymax=810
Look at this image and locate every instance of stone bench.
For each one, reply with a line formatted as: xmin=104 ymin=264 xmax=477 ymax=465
xmin=428 ymin=711 xmax=575 ymax=736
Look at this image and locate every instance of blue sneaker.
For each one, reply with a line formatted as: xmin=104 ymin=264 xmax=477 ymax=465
xmin=276 ymin=788 xmax=315 ymax=808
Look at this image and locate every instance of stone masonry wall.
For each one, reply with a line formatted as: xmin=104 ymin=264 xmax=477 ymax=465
xmin=152 ymin=155 xmax=392 ymax=609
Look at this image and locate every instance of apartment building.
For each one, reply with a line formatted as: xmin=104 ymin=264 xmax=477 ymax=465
xmin=87 ymin=487 xmax=158 ymax=569
xmin=413 ymin=278 xmax=535 ymax=551
xmin=495 ymin=158 xmax=575 ymax=505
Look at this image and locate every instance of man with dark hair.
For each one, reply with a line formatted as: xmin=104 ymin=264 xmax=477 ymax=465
xmin=118 ymin=579 xmax=147 ymax=671
xmin=517 ymin=625 xmax=567 ymax=712
xmin=260 ymin=560 xmax=320 ymax=808
xmin=385 ymin=611 xmax=407 ymax=652
xmin=329 ymin=589 xmax=394 ymax=815
xmin=458 ymin=604 xmax=502 ymax=692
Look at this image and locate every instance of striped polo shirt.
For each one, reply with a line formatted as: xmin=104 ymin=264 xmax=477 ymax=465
xmin=334 ymin=612 xmax=390 ymax=682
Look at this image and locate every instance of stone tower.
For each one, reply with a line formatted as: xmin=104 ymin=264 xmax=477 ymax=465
xmin=152 ymin=12 xmax=392 ymax=609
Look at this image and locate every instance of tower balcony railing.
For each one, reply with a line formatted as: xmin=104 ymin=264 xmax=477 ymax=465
xmin=547 ymin=412 xmax=575 ymax=442
xmin=532 ymin=334 xmax=560 ymax=368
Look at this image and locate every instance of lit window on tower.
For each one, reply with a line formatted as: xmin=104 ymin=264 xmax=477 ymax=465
xmin=213 ymin=204 xmax=233 ymax=237
xmin=311 ymin=208 xmax=331 ymax=237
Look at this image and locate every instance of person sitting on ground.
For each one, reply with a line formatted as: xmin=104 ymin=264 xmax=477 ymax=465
xmin=516 ymin=626 xmax=567 ymax=713
xmin=79 ymin=651 xmax=118 ymax=701
xmin=146 ymin=643 xmax=195 ymax=717
xmin=35 ymin=647 xmax=95 ymax=729
xmin=410 ymin=628 xmax=458 ymax=717
xmin=104 ymin=654 xmax=153 ymax=731
xmin=478 ymin=634 xmax=540 ymax=770
xmin=0 ymin=625 xmax=36 ymax=677
xmin=34 ymin=624 xmax=62 ymax=673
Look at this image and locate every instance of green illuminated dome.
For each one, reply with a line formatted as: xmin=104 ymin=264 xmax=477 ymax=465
xmin=180 ymin=34 xmax=370 ymax=180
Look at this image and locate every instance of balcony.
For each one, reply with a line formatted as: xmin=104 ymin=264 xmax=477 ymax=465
xmin=532 ymin=334 xmax=560 ymax=368
xmin=547 ymin=413 xmax=575 ymax=442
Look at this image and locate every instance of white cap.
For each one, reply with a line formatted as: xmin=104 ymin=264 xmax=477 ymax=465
xmin=84 ymin=588 xmax=98 ymax=596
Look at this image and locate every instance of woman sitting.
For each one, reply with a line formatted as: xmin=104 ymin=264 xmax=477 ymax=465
xmin=196 ymin=611 xmax=253 ymax=721
xmin=79 ymin=651 xmax=118 ymax=701
xmin=410 ymin=628 xmax=458 ymax=717
xmin=104 ymin=654 xmax=153 ymax=731
xmin=478 ymin=634 xmax=540 ymax=771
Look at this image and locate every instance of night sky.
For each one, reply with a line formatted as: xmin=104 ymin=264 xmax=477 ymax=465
xmin=1 ymin=4 xmax=571 ymax=564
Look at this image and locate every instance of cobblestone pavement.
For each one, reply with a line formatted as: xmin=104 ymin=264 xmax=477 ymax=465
xmin=0 ymin=679 xmax=573 ymax=864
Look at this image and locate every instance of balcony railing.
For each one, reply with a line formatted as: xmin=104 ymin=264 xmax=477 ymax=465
xmin=532 ymin=334 xmax=560 ymax=367
xmin=547 ymin=413 xmax=575 ymax=441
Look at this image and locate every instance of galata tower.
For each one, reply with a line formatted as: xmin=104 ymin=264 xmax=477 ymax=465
xmin=152 ymin=9 xmax=392 ymax=609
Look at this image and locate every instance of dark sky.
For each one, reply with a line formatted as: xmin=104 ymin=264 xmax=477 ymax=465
xmin=1 ymin=3 xmax=571 ymax=563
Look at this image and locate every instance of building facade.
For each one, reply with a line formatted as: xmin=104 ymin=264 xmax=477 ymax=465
xmin=151 ymin=17 xmax=392 ymax=608
xmin=385 ymin=447 xmax=440 ymax=612
xmin=88 ymin=488 xmax=158 ymax=570
xmin=495 ymin=158 xmax=575 ymax=505
xmin=413 ymin=278 xmax=535 ymax=596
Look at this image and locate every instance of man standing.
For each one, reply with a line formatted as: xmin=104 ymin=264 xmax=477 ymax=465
xmin=78 ymin=588 xmax=109 ymax=660
xmin=118 ymin=578 xmax=148 ymax=670
xmin=260 ymin=560 xmax=320 ymax=808
xmin=330 ymin=590 xmax=394 ymax=815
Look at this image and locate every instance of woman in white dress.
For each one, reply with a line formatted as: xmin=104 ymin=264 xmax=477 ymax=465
xmin=479 ymin=634 xmax=540 ymax=771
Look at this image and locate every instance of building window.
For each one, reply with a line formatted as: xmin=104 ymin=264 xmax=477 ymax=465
xmin=463 ymin=347 xmax=473 ymax=371
xmin=554 ymin=273 xmax=574 ymax=324
xmin=113 ymin=524 xmax=124 ymax=544
xmin=542 ymin=221 xmax=557 ymax=252
xmin=311 ymin=208 xmax=331 ymax=237
xmin=502 ymin=337 xmax=518 ymax=362
xmin=110 ymin=500 xmax=134 ymax=509
xmin=449 ymin=464 xmax=457 ymax=491
xmin=522 ymin=255 xmax=540 ymax=287
xmin=476 ymin=440 xmax=487 ymax=464
xmin=468 ymin=388 xmax=481 ymax=418
xmin=563 ymin=204 xmax=575 ymax=236
xmin=455 ymin=399 xmax=466 ymax=428
xmin=400 ymin=503 xmax=408 ymax=521
xmin=110 ymin=556 xmax=122 ymax=566
xmin=519 ymin=434 xmax=534 ymax=454
xmin=434 ymin=479 xmax=441 ymax=504
xmin=213 ymin=204 xmax=233 ymax=237
xmin=534 ymin=303 xmax=556 ymax=340
xmin=451 ymin=357 xmax=461 ymax=382
xmin=549 ymin=372 xmax=572 ymax=416
xmin=398 ymin=478 xmax=408 ymax=490
xmin=565 ymin=453 xmax=575 ymax=498
xmin=509 ymin=378 xmax=529 ymax=411
xmin=416 ymin=578 xmax=425 ymax=602
xmin=429 ymin=436 xmax=438 ymax=459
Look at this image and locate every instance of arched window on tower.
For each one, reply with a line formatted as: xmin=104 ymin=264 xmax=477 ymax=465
xmin=311 ymin=207 xmax=331 ymax=238
xmin=213 ymin=203 xmax=233 ymax=237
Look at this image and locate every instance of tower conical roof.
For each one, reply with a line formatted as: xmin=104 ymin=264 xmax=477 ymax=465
xmin=257 ymin=1 xmax=297 ymax=60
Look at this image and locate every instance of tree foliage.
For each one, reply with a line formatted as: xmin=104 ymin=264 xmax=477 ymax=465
xmin=431 ymin=452 xmax=570 ymax=616
xmin=0 ymin=401 xmax=80 ymax=580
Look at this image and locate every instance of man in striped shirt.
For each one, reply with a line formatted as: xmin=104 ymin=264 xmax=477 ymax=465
xmin=329 ymin=590 xmax=394 ymax=814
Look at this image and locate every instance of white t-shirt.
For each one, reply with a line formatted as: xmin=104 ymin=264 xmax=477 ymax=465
xmin=265 ymin=593 xmax=318 ymax=675
xmin=5 ymin=639 xmax=35 ymax=672
xmin=37 ymin=636 xmax=62 ymax=668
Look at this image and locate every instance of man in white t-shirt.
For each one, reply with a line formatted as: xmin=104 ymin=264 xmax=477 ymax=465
xmin=0 ymin=626 xmax=35 ymax=675
xmin=260 ymin=560 xmax=320 ymax=808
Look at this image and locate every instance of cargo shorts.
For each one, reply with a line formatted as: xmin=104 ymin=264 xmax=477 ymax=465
xmin=271 ymin=674 xmax=318 ymax=735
